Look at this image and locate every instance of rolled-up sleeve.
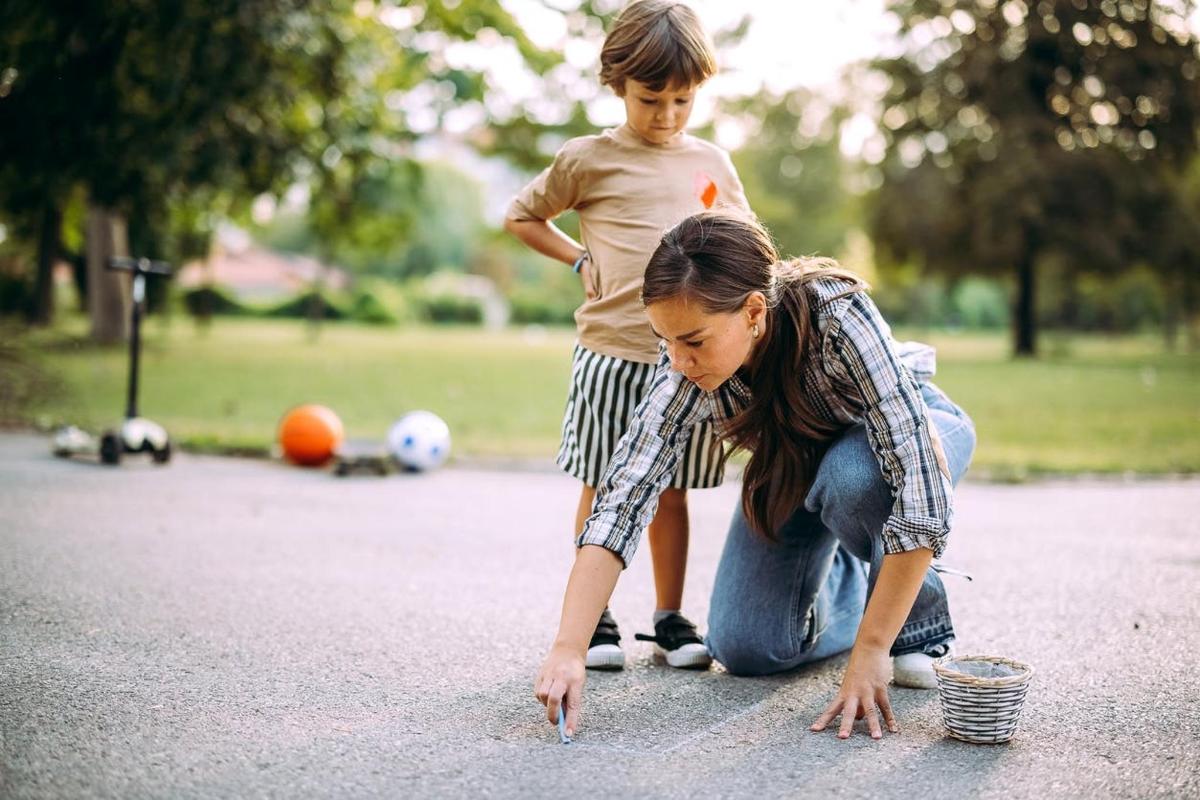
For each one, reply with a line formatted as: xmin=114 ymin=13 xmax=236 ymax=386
xmin=578 ymin=350 xmax=712 ymax=567
xmin=831 ymin=293 xmax=954 ymax=557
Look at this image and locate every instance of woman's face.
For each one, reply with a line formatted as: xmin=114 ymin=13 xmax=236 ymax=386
xmin=645 ymin=293 xmax=767 ymax=392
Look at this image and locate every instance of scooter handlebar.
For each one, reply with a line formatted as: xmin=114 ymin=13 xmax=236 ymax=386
xmin=108 ymin=256 xmax=173 ymax=276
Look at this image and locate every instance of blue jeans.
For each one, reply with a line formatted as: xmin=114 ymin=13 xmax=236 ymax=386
xmin=706 ymin=383 xmax=977 ymax=676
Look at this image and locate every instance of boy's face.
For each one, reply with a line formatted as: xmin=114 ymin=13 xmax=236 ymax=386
xmin=620 ymin=78 xmax=699 ymax=145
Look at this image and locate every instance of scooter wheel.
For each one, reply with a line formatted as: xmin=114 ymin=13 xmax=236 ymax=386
xmin=152 ymin=441 xmax=171 ymax=464
xmin=99 ymin=432 xmax=121 ymax=465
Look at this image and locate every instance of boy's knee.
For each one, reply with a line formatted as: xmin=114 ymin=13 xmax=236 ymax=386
xmin=658 ymin=487 xmax=688 ymax=512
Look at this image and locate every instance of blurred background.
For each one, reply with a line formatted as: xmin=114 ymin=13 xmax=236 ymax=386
xmin=1 ymin=0 xmax=1197 ymax=476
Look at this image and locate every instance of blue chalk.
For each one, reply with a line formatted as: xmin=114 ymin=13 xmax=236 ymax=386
xmin=557 ymin=705 xmax=573 ymax=745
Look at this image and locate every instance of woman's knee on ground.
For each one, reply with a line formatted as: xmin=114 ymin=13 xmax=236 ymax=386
xmin=706 ymin=616 xmax=796 ymax=677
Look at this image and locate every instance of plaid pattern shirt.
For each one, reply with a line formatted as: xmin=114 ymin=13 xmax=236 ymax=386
xmin=579 ymin=277 xmax=955 ymax=567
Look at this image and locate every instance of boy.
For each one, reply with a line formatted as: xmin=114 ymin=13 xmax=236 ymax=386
xmin=505 ymin=0 xmax=750 ymax=670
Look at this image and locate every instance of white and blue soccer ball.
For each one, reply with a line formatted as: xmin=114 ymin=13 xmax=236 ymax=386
xmin=387 ymin=410 xmax=451 ymax=471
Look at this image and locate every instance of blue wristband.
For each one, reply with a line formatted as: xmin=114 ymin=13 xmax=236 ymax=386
xmin=572 ymin=252 xmax=589 ymax=273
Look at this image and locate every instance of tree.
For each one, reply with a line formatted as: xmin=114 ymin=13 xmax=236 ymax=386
xmin=869 ymin=0 xmax=1200 ymax=355
xmin=721 ymin=88 xmax=856 ymax=261
xmin=0 ymin=0 xmax=552 ymax=338
xmin=253 ymin=160 xmax=485 ymax=279
xmin=1 ymin=2 xmax=314 ymax=335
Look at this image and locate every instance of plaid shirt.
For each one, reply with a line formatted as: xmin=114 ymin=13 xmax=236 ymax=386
xmin=579 ymin=278 xmax=955 ymax=567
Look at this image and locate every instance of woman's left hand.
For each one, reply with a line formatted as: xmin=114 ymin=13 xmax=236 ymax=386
xmin=810 ymin=644 xmax=898 ymax=740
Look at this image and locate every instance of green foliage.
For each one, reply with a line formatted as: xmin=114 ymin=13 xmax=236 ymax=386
xmin=182 ymin=280 xmax=409 ymax=326
xmin=509 ymin=286 xmax=578 ymax=326
xmin=15 ymin=318 xmax=1199 ymax=472
xmin=0 ymin=271 xmax=31 ymax=316
xmin=724 ymin=88 xmax=854 ymax=259
xmin=1040 ymin=262 xmax=1168 ymax=332
xmin=273 ymin=291 xmax=349 ymax=322
xmin=0 ymin=326 xmax=61 ymax=422
xmin=262 ymin=290 xmax=351 ymax=321
xmin=869 ymin=0 xmax=1200 ymax=354
xmin=0 ymin=0 xmax=562 ymax=323
xmin=251 ymin=160 xmax=486 ymax=280
xmin=415 ymin=292 xmax=484 ymax=326
xmin=951 ymin=278 xmax=1009 ymax=330
xmin=348 ymin=288 xmax=398 ymax=326
xmin=181 ymin=285 xmax=253 ymax=318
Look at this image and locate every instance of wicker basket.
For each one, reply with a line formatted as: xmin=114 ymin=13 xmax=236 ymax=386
xmin=933 ymin=655 xmax=1034 ymax=744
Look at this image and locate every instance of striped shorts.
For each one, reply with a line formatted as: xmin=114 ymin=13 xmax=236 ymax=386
xmin=556 ymin=343 xmax=725 ymax=490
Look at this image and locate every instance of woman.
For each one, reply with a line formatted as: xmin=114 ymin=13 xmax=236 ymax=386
xmin=534 ymin=211 xmax=976 ymax=741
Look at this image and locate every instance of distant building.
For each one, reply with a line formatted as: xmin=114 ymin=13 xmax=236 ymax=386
xmin=176 ymin=228 xmax=349 ymax=302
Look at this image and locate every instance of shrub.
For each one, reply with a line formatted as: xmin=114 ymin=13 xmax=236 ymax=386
xmin=509 ymin=287 xmax=577 ymax=326
xmin=262 ymin=290 xmax=351 ymax=321
xmin=181 ymin=285 xmax=252 ymax=318
xmin=349 ymin=288 xmax=398 ymax=325
xmin=419 ymin=292 xmax=484 ymax=324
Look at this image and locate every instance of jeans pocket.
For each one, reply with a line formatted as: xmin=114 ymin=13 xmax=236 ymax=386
xmin=800 ymin=591 xmax=830 ymax=654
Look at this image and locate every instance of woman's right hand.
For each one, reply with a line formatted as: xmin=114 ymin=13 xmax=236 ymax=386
xmin=534 ymin=643 xmax=586 ymax=736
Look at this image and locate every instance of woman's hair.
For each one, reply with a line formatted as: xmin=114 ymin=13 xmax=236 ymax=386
xmin=643 ymin=211 xmax=867 ymax=540
xmin=599 ymin=1 xmax=716 ymax=94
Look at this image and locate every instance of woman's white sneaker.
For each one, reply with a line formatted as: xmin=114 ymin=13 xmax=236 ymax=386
xmin=892 ymin=641 xmax=955 ymax=689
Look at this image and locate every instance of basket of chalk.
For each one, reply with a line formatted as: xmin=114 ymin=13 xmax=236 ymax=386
xmin=932 ymin=654 xmax=1034 ymax=744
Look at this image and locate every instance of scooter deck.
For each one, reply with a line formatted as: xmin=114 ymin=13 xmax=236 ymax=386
xmin=332 ymin=441 xmax=394 ymax=477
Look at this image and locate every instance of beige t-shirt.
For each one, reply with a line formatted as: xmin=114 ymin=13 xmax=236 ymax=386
xmin=507 ymin=124 xmax=750 ymax=364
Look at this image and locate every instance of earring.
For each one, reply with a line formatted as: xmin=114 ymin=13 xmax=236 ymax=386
xmin=752 ymin=323 xmax=760 ymax=339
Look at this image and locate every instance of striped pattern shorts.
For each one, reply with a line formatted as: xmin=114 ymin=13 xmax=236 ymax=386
xmin=556 ymin=343 xmax=724 ymax=490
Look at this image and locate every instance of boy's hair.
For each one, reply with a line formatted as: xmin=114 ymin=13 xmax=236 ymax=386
xmin=599 ymin=1 xmax=717 ymax=95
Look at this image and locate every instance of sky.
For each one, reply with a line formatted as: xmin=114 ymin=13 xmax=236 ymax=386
xmin=499 ymin=0 xmax=897 ymax=140
xmin=427 ymin=1 xmax=898 ymax=220
xmin=418 ymin=1 xmax=1200 ymax=222
xmin=502 ymin=0 xmax=896 ymax=94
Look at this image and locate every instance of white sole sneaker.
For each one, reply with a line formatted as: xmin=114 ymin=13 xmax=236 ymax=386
xmin=893 ymin=643 xmax=955 ymax=689
xmin=654 ymin=642 xmax=712 ymax=670
xmin=586 ymin=643 xmax=625 ymax=670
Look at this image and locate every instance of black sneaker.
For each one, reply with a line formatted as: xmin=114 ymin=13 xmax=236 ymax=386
xmin=586 ymin=608 xmax=625 ymax=670
xmin=635 ymin=612 xmax=712 ymax=669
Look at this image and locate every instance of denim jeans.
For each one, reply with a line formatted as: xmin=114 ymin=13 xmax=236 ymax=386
xmin=706 ymin=383 xmax=977 ymax=676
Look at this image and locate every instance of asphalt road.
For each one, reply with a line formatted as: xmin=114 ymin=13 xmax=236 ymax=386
xmin=1 ymin=433 xmax=1197 ymax=799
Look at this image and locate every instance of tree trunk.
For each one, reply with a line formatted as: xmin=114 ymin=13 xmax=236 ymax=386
xmin=27 ymin=203 xmax=61 ymax=326
xmin=86 ymin=205 xmax=130 ymax=343
xmin=1013 ymin=249 xmax=1037 ymax=357
xmin=68 ymin=250 xmax=88 ymax=312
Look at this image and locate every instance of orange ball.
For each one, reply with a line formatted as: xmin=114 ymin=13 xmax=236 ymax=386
xmin=278 ymin=404 xmax=344 ymax=466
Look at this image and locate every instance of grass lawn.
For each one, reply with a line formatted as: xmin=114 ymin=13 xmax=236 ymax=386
xmin=10 ymin=315 xmax=1200 ymax=476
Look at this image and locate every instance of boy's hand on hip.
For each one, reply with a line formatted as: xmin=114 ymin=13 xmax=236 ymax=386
xmin=810 ymin=644 xmax=898 ymax=740
xmin=579 ymin=261 xmax=597 ymax=301
xmin=534 ymin=644 xmax=586 ymax=737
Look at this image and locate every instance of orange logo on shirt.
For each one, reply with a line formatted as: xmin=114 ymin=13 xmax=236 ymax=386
xmin=694 ymin=171 xmax=718 ymax=209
